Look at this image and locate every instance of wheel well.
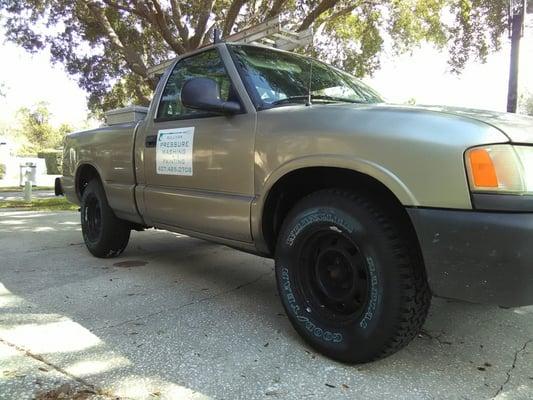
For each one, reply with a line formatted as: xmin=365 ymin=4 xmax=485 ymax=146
xmin=76 ymin=164 xmax=100 ymax=200
xmin=262 ymin=167 xmax=418 ymax=255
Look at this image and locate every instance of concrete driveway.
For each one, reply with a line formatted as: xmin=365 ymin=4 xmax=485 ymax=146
xmin=0 ymin=210 xmax=532 ymax=400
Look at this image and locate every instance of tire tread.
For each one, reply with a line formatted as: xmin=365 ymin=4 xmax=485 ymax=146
xmin=278 ymin=188 xmax=431 ymax=362
xmin=81 ymin=179 xmax=131 ymax=258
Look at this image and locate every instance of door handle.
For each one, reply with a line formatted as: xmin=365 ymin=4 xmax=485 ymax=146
xmin=145 ymin=135 xmax=157 ymax=148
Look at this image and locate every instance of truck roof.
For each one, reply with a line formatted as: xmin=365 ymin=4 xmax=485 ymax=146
xmin=147 ymin=42 xmax=298 ymax=78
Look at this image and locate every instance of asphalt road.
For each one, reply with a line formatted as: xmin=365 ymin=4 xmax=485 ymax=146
xmin=0 ymin=210 xmax=532 ymax=400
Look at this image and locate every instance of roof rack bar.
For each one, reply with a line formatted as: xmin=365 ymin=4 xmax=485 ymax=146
xmin=147 ymin=58 xmax=175 ymax=78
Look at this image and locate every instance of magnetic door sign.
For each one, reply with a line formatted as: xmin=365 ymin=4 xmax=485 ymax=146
xmin=156 ymin=127 xmax=195 ymax=176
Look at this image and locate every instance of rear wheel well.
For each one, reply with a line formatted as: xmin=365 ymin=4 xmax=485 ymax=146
xmin=76 ymin=164 xmax=100 ymax=200
xmin=262 ymin=167 xmax=418 ymax=256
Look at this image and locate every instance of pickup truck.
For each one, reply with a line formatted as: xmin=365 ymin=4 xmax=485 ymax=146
xmin=58 ymin=42 xmax=533 ymax=364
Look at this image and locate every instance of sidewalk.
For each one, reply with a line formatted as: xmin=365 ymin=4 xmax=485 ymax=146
xmin=0 ymin=174 xmax=60 ymax=188
xmin=0 ymin=190 xmax=56 ymax=201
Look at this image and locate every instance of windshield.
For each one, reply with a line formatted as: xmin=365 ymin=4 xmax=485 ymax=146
xmin=230 ymin=45 xmax=383 ymax=108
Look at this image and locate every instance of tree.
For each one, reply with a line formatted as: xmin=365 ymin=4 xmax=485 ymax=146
xmin=16 ymin=102 xmax=72 ymax=153
xmin=520 ymin=92 xmax=533 ymax=116
xmin=0 ymin=1 xmax=512 ymax=115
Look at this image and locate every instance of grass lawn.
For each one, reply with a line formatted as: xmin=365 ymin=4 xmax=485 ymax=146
xmin=0 ymin=197 xmax=78 ymax=211
xmin=0 ymin=186 xmax=54 ymax=192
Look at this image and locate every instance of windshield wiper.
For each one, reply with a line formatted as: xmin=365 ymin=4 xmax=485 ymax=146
xmin=311 ymin=95 xmax=365 ymax=104
xmin=270 ymin=95 xmax=364 ymax=106
xmin=269 ymin=96 xmax=309 ymax=105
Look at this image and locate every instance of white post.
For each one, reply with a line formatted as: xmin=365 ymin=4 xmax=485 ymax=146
xmin=24 ymin=171 xmax=32 ymax=202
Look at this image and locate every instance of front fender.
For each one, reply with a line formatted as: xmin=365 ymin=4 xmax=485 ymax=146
xmin=262 ymin=155 xmax=418 ymax=205
xmin=250 ymin=155 xmax=419 ymax=255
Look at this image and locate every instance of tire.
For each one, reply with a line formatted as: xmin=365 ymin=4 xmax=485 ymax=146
xmin=80 ymin=179 xmax=131 ymax=258
xmin=275 ymin=189 xmax=431 ymax=363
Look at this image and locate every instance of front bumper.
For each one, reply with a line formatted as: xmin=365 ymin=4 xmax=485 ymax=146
xmin=408 ymin=208 xmax=533 ymax=307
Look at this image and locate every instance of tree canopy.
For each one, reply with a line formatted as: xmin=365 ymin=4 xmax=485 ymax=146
xmin=0 ymin=0 xmax=514 ymax=115
xmin=15 ymin=102 xmax=72 ymax=154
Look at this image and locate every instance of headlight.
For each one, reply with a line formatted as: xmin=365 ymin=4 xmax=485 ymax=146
xmin=465 ymin=145 xmax=533 ymax=194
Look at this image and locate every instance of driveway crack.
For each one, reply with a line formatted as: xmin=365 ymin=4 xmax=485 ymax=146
xmin=2 ymin=243 xmax=84 ymax=257
xmin=493 ymin=338 xmax=533 ymax=398
xmin=0 ymin=337 xmax=119 ymax=399
xmin=419 ymin=329 xmax=452 ymax=346
xmin=96 ymin=270 xmax=273 ymax=331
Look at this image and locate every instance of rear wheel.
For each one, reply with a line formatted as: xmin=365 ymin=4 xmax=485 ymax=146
xmin=80 ymin=179 xmax=131 ymax=258
xmin=275 ymin=189 xmax=430 ymax=363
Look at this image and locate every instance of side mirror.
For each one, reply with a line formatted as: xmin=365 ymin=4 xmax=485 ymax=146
xmin=181 ymin=77 xmax=241 ymax=115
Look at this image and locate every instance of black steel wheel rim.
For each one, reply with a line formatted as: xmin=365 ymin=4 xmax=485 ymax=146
xmin=296 ymin=228 xmax=370 ymax=324
xmin=83 ymin=194 xmax=102 ymax=242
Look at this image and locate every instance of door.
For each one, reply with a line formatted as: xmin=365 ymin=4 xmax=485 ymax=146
xmin=141 ymin=48 xmax=255 ymax=242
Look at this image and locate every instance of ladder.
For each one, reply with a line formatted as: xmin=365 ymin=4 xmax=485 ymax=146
xmin=147 ymin=15 xmax=313 ymax=77
xmin=224 ymin=15 xmax=313 ymax=51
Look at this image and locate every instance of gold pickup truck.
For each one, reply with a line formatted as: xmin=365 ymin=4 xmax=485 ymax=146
xmin=57 ymin=42 xmax=533 ymax=364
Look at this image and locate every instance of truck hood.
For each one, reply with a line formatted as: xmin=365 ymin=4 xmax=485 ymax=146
xmin=409 ymin=105 xmax=533 ymax=144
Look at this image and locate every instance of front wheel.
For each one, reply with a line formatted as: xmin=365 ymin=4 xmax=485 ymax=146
xmin=80 ymin=179 xmax=131 ymax=258
xmin=275 ymin=189 xmax=431 ymax=363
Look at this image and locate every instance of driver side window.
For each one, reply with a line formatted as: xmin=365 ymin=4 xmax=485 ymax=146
xmin=157 ymin=49 xmax=232 ymax=120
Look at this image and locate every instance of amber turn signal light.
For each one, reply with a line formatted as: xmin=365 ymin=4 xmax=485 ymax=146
xmin=468 ymin=148 xmax=498 ymax=188
xmin=465 ymin=145 xmax=533 ymax=194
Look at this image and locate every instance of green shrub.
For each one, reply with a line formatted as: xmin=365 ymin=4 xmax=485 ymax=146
xmin=0 ymin=163 xmax=5 ymax=179
xmin=37 ymin=149 xmax=62 ymax=175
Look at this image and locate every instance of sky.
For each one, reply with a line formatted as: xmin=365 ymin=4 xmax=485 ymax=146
xmin=0 ymin=32 xmax=90 ymax=128
xmin=365 ymin=14 xmax=533 ymax=110
xmin=0 ymin=15 xmax=532 ymax=130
